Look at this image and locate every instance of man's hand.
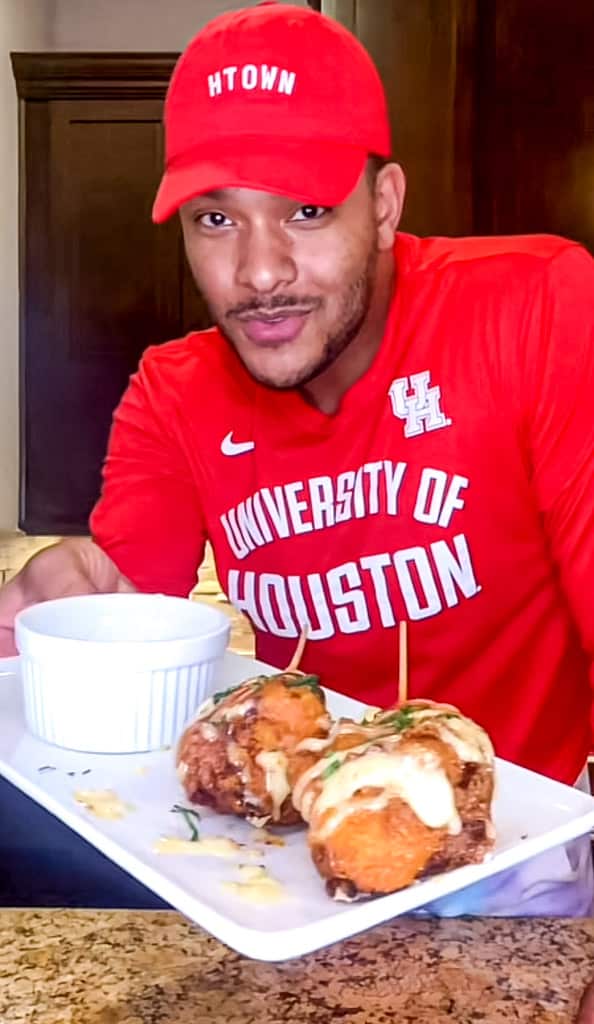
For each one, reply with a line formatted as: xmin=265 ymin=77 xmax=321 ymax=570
xmin=0 ymin=538 xmax=136 ymax=656
xmin=576 ymin=980 xmax=594 ymax=1023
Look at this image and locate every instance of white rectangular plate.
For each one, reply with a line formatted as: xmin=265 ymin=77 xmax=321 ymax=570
xmin=1 ymin=652 xmax=593 ymax=961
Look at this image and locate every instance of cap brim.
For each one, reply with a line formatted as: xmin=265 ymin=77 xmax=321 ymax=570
xmin=152 ymin=137 xmax=369 ymax=223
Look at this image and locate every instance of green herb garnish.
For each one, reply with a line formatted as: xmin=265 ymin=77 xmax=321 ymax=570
xmin=285 ymin=674 xmax=324 ymax=698
xmin=378 ymin=705 xmax=416 ymax=731
xmin=171 ymin=804 xmax=201 ymax=842
xmin=212 ymin=684 xmax=241 ymax=705
xmin=212 ymin=676 xmax=268 ymax=704
xmin=321 ymin=757 xmax=342 ymax=780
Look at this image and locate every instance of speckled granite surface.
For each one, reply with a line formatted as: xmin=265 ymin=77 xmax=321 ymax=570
xmin=0 ymin=910 xmax=593 ymax=1023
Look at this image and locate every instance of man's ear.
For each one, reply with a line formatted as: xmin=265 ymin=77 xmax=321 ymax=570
xmin=374 ymin=163 xmax=406 ymax=251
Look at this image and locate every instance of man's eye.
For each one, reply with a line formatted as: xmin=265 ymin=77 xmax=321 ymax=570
xmin=197 ymin=211 xmax=232 ymax=228
xmin=290 ymin=205 xmax=330 ymax=222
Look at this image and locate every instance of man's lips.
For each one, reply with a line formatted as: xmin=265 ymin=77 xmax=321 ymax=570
xmin=235 ymin=310 xmax=312 ymax=346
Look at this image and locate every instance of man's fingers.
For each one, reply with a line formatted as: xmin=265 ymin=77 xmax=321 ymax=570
xmin=0 ymin=626 xmax=18 ymax=658
xmin=0 ymin=576 xmax=27 ymax=625
xmin=0 ymin=570 xmax=134 ymax=658
xmin=115 ymin=573 xmax=137 ymax=594
xmin=576 ymin=980 xmax=594 ymax=1023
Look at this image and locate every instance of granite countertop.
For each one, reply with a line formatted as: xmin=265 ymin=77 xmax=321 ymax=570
xmin=0 ymin=910 xmax=593 ymax=1023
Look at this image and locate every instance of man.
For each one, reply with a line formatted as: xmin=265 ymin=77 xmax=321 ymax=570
xmin=1 ymin=3 xmax=594 ymax=920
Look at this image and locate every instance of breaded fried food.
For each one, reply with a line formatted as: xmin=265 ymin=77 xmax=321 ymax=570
xmin=176 ymin=672 xmax=331 ymax=825
xmin=292 ymin=700 xmax=495 ymax=898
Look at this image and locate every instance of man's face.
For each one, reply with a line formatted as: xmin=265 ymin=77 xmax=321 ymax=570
xmin=179 ymin=170 xmax=382 ymax=390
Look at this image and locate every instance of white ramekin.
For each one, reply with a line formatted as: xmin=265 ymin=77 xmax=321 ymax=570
xmin=14 ymin=593 xmax=231 ymax=753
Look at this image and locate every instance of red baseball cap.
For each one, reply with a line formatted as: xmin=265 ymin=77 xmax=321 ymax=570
xmin=152 ymin=2 xmax=391 ymax=223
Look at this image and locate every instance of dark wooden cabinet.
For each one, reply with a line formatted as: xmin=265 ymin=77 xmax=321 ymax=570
xmin=474 ymin=0 xmax=594 ymax=250
xmin=339 ymin=0 xmax=594 ymax=250
xmin=12 ymin=2 xmax=594 ymax=533
xmin=12 ymin=55 xmax=210 ymax=534
xmin=352 ymin=0 xmax=478 ymax=237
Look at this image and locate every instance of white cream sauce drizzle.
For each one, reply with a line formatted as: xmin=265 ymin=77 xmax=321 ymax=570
xmin=370 ymin=704 xmax=494 ymax=764
xmin=255 ymin=750 xmax=290 ymax=820
xmin=74 ymin=789 xmax=133 ymax=820
xmin=222 ymin=865 xmax=287 ymax=905
xmin=153 ymin=836 xmax=257 ymax=858
xmin=314 ymin=750 xmax=461 ymax=839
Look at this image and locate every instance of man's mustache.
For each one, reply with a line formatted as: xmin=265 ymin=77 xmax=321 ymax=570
xmin=227 ymin=294 xmax=322 ymax=318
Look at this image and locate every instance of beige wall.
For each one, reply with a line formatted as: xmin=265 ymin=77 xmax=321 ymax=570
xmin=0 ymin=1 xmax=53 ymax=529
xmin=51 ymin=0 xmax=308 ymax=51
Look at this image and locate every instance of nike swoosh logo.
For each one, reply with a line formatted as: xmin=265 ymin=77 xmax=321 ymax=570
xmin=221 ymin=431 xmax=256 ymax=456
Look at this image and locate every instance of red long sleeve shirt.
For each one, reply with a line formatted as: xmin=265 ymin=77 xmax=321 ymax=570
xmin=91 ymin=233 xmax=594 ymax=784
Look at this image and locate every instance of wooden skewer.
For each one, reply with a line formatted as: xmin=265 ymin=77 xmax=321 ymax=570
xmin=285 ymin=624 xmax=309 ymax=673
xmin=398 ymin=620 xmax=408 ymax=705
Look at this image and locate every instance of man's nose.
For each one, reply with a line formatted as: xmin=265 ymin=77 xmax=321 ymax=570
xmin=235 ymin=223 xmax=298 ymax=294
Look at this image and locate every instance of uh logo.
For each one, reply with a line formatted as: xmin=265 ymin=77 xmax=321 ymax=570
xmin=388 ymin=371 xmax=452 ymax=438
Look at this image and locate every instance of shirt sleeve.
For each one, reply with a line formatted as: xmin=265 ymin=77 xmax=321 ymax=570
xmin=519 ymin=244 xmax=594 ymax=670
xmin=90 ymin=348 xmax=207 ymax=597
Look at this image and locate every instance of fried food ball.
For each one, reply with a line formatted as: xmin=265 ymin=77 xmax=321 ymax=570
xmin=292 ymin=700 xmax=495 ymax=898
xmin=176 ymin=671 xmax=331 ymax=825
